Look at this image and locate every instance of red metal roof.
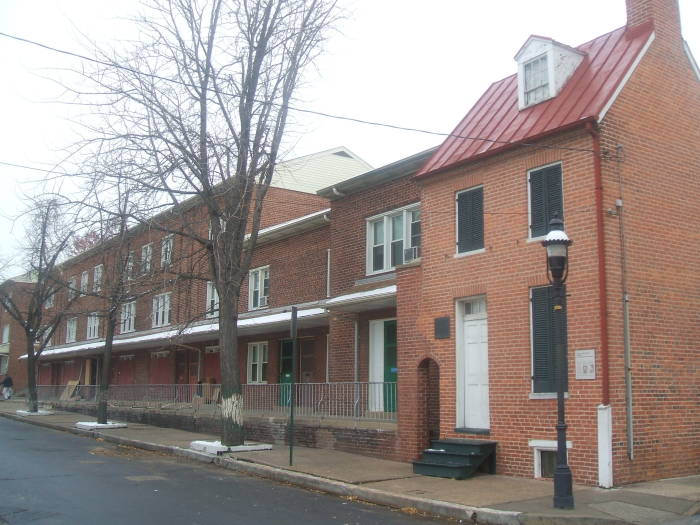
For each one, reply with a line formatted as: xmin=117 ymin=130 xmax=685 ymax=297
xmin=416 ymin=22 xmax=654 ymax=179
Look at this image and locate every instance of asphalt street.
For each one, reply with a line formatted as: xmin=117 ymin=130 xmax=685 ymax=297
xmin=0 ymin=417 xmax=443 ymax=525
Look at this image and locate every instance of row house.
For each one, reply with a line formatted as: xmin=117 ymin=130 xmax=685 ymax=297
xmin=25 ymin=147 xmax=369 ymax=393
xmin=10 ymin=0 xmax=698 ymax=487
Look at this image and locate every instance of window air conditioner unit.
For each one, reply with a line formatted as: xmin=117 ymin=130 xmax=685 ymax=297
xmin=259 ymin=296 xmax=269 ymax=307
xmin=403 ymin=246 xmax=420 ymax=262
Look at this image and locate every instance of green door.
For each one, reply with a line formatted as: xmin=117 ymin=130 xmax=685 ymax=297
xmin=279 ymin=340 xmax=293 ymax=406
xmin=383 ymin=320 xmax=397 ymax=412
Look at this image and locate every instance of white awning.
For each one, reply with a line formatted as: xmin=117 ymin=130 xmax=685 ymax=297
xmin=31 ymin=307 xmax=328 ymax=360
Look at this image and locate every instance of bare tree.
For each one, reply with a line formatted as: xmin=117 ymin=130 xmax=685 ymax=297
xmin=66 ymin=0 xmax=337 ymax=445
xmin=0 ymin=199 xmax=77 ymax=412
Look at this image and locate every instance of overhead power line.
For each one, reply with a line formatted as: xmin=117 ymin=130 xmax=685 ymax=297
xmin=0 ymin=31 xmax=596 ymax=155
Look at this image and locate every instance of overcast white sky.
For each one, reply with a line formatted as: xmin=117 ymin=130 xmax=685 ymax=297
xmin=1 ymin=0 xmax=698 ymax=275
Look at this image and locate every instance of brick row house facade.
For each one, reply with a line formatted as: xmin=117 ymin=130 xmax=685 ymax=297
xmin=3 ymin=0 xmax=698 ymax=487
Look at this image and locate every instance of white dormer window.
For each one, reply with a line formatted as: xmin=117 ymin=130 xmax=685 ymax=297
xmin=516 ymin=36 xmax=584 ymax=110
xmin=523 ymin=54 xmax=550 ymax=106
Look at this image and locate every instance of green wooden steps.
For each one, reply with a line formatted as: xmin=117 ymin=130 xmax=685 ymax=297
xmin=412 ymin=439 xmax=497 ymax=480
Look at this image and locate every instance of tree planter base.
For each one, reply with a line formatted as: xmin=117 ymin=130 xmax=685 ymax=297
xmin=75 ymin=421 xmax=128 ymax=430
xmin=190 ymin=440 xmax=272 ymax=455
xmin=17 ymin=410 xmax=54 ymax=416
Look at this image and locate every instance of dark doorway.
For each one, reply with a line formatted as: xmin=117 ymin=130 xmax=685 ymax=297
xmin=418 ymin=358 xmax=440 ymax=446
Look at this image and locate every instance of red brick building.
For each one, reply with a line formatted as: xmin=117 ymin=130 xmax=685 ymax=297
xmin=391 ymin=0 xmax=698 ymax=487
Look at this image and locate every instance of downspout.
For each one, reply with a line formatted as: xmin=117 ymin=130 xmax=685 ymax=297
xmin=588 ymin=121 xmax=614 ymax=488
xmin=587 ymin=122 xmax=611 ymax=405
xmin=614 ymin=144 xmax=634 ymax=460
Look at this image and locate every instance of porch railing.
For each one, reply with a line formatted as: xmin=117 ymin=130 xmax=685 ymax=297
xmin=35 ymin=382 xmax=397 ymax=422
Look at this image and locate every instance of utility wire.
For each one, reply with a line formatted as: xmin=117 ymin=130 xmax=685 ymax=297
xmin=0 ymin=31 xmax=596 ymax=155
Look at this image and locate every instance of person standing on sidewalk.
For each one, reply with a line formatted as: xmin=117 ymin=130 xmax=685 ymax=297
xmin=1 ymin=375 xmax=13 ymax=400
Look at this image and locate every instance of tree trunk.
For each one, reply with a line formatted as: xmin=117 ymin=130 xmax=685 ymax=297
xmin=219 ymin=298 xmax=243 ymax=446
xmin=97 ymin=311 xmax=117 ymax=424
xmin=25 ymin=350 xmax=38 ymax=413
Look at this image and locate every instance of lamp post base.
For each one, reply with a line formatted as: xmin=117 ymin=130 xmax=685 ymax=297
xmin=553 ymin=465 xmax=574 ymax=509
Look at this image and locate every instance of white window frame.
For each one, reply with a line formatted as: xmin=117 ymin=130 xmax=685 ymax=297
xmin=66 ymin=317 xmax=77 ymax=343
xmin=522 ymin=53 xmax=551 ymax=107
xmin=80 ymin=271 xmax=89 ymax=296
xmin=160 ymin=235 xmax=173 ymax=268
xmin=126 ymin=251 xmax=135 ymax=281
xmin=529 ymin=439 xmax=572 ymax=478
xmin=1 ymin=324 xmax=9 ymax=344
xmin=86 ymin=313 xmax=100 ymax=339
xmin=365 ymin=203 xmax=420 ymax=275
xmin=152 ymin=292 xmax=171 ymax=328
xmin=248 ymin=266 xmax=270 ymax=310
xmin=93 ymin=264 xmax=103 ymax=292
xmin=247 ymin=341 xmax=268 ymax=384
xmin=44 ymin=292 xmax=54 ymax=309
xmin=141 ymin=243 xmax=153 ymax=274
xmin=206 ymin=281 xmax=219 ymax=318
xmin=120 ymin=301 xmax=136 ymax=334
xmin=68 ymin=277 xmax=78 ymax=300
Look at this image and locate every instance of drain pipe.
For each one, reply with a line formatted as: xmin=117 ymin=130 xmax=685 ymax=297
xmin=614 ymin=144 xmax=634 ymax=460
xmin=588 ymin=122 xmax=614 ymax=488
xmin=587 ymin=122 xmax=611 ymax=406
xmin=353 ymin=319 xmax=360 ymax=417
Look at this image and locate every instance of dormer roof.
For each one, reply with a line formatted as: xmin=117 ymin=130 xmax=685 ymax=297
xmin=416 ymin=22 xmax=654 ymax=179
xmin=514 ymin=35 xmax=584 ymax=62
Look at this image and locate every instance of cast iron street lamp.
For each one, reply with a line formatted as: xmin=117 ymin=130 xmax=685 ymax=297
xmin=542 ymin=214 xmax=574 ymax=509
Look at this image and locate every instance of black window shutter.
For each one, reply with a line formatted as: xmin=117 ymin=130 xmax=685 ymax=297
xmin=531 ymin=285 xmax=568 ymax=393
xmin=457 ymin=187 xmax=484 ymax=253
xmin=529 ymin=164 xmax=562 ymax=238
xmin=531 ymin=286 xmax=554 ymax=393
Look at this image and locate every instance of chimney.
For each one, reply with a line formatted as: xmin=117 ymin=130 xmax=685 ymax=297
xmin=626 ymin=0 xmax=682 ymax=44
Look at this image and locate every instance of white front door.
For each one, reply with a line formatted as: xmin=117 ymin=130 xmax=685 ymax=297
xmin=457 ymin=297 xmax=489 ymax=430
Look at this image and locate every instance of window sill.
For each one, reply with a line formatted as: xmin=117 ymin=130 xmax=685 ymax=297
xmin=455 ymin=427 xmax=490 ymax=435
xmin=526 ymin=235 xmax=546 ymax=244
xmin=529 ymin=392 xmax=569 ymax=400
xmin=454 ymin=248 xmax=486 ymax=259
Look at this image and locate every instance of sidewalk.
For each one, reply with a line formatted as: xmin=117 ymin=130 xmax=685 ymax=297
xmin=1 ymin=399 xmax=698 ymax=525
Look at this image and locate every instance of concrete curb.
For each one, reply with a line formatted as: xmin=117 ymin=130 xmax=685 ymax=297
xmin=0 ymin=410 xmax=630 ymax=525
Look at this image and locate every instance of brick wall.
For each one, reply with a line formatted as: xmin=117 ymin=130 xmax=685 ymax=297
xmin=403 ymin=130 xmax=606 ymax=484
xmin=329 ymin=177 xmax=420 ymax=296
xmin=596 ymin=3 xmax=700 ymax=483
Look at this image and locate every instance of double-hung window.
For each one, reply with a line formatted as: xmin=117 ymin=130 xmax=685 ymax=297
xmin=93 ymin=264 xmax=103 ymax=292
xmin=120 ymin=301 xmax=136 ymax=333
xmin=68 ymin=277 xmax=78 ymax=300
xmin=247 ymin=342 xmax=268 ymax=384
xmin=523 ymin=54 xmax=550 ymax=106
xmin=161 ymin=235 xmax=173 ymax=268
xmin=44 ymin=292 xmax=54 ymax=309
xmin=249 ymin=266 xmax=269 ymax=309
xmin=531 ymin=286 xmax=568 ymax=393
xmin=152 ymin=293 xmax=171 ymax=327
xmin=456 ymin=186 xmax=484 ymax=253
xmin=86 ymin=313 xmax=100 ymax=339
xmin=206 ymin=281 xmax=219 ymax=318
xmin=66 ymin=317 xmax=77 ymax=343
xmin=529 ymin=163 xmax=563 ymax=239
xmin=1 ymin=324 xmax=9 ymax=344
xmin=125 ymin=252 xmax=135 ymax=280
xmin=366 ymin=204 xmax=421 ymax=274
xmin=141 ymin=244 xmax=153 ymax=274
xmin=80 ymin=271 xmax=89 ymax=296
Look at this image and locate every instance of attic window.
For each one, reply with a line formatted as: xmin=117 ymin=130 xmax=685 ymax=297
xmin=523 ymin=54 xmax=549 ymax=106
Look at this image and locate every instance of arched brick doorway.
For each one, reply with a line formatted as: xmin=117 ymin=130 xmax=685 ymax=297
xmin=418 ymin=358 xmax=440 ymax=448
